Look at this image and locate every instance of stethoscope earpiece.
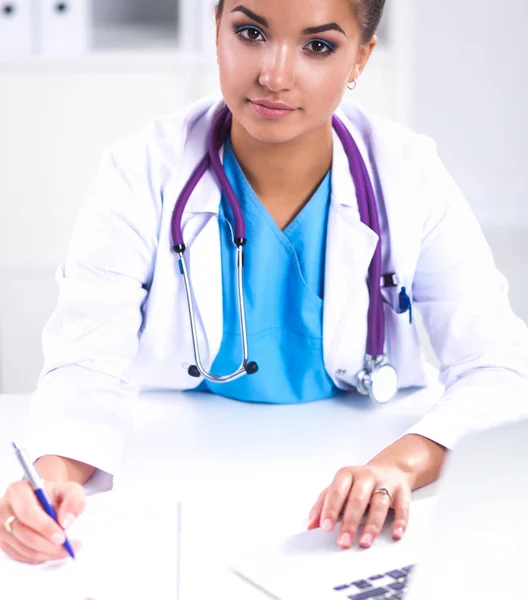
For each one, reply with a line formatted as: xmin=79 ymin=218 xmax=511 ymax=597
xmin=188 ymin=365 xmax=201 ymax=378
xmin=188 ymin=361 xmax=259 ymax=379
xmin=245 ymin=362 xmax=259 ymax=375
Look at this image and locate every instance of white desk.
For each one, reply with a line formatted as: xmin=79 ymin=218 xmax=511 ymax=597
xmin=0 ymin=386 xmax=441 ymax=599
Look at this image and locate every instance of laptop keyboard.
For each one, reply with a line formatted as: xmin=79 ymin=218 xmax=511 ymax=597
xmin=333 ymin=565 xmax=414 ymax=599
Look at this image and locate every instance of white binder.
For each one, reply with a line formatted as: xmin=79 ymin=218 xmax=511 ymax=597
xmin=34 ymin=0 xmax=92 ymax=57
xmin=0 ymin=0 xmax=33 ymax=57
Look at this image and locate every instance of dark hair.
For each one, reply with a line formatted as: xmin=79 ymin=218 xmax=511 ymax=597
xmin=216 ymin=0 xmax=386 ymax=44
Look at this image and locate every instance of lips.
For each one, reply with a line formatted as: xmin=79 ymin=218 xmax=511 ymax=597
xmin=250 ymin=99 xmax=296 ymax=111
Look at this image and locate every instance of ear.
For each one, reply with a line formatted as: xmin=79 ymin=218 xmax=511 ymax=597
xmin=348 ymin=35 xmax=378 ymax=84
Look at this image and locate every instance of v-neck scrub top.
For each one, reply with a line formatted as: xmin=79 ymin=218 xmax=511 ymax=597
xmin=197 ymin=138 xmax=340 ymax=404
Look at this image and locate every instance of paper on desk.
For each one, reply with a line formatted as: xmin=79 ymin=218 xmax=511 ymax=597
xmin=0 ymin=491 xmax=180 ymax=600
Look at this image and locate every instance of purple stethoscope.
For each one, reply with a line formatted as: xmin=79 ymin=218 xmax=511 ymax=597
xmin=171 ymin=105 xmax=399 ymax=404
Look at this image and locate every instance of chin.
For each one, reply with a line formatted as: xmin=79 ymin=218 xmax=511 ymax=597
xmin=239 ymin=115 xmax=306 ymax=145
xmin=254 ymin=130 xmax=302 ymax=146
xmin=245 ymin=127 xmax=296 ymax=145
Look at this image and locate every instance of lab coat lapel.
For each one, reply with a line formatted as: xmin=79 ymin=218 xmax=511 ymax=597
xmin=323 ymin=127 xmax=380 ymax=386
xmin=171 ymin=99 xmax=226 ymax=368
xmin=371 ymin=125 xmax=423 ymax=291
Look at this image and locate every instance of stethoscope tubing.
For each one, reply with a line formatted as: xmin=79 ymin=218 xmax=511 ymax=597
xmin=177 ymin=246 xmax=251 ymax=382
xmin=171 ymin=104 xmax=388 ymax=386
xmin=331 ymin=115 xmax=384 ymax=358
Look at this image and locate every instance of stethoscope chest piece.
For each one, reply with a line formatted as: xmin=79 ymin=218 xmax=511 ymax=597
xmin=357 ymin=355 xmax=398 ymax=404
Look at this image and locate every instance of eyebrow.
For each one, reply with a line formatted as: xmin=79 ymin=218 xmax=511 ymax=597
xmin=230 ymin=5 xmax=347 ymax=37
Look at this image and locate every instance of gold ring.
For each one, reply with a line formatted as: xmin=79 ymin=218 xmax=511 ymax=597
xmin=372 ymin=487 xmax=392 ymax=502
xmin=3 ymin=515 xmax=16 ymax=534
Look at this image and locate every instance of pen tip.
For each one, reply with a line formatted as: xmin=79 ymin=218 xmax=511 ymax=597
xmin=12 ymin=442 xmax=18 ymax=451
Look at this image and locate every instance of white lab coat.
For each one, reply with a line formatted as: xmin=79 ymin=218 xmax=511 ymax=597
xmin=28 ymin=96 xmax=528 ymax=487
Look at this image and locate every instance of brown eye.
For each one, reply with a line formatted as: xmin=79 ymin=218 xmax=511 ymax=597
xmin=305 ymin=39 xmax=336 ymax=55
xmin=246 ymin=28 xmax=261 ymax=40
xmin=235 ymin=26 xmax=265 ymax=42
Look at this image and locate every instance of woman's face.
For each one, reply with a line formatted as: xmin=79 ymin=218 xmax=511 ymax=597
xmin=216 ymin=0 xmax=376 ymax=145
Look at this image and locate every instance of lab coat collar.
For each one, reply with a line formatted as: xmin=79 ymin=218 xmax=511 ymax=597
xmin=332 ymin=105 xmax=372 ymax=210
xmin=176 ymin=97 xmax=226 ymax=218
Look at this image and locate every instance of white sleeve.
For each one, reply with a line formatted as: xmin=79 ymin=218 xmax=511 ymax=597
xmin=404 ymin=141 xmax=528 ymax=449
xmin=28 ymin=144 xmax=161 ymax=493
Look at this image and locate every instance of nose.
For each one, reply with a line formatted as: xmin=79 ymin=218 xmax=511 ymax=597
xmin=258 ymin=43 xmax=296 ymax=92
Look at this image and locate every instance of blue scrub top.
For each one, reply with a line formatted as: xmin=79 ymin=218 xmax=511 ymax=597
xmin=197 ymin=138 xmax=340 ymax=404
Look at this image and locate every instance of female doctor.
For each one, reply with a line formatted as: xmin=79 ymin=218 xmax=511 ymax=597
xmin=2 ymin=0 xmax=528 ymax=565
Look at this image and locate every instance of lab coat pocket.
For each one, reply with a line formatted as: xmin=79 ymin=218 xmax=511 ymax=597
xmin=381 ymin=287 xmax=428 ymax=389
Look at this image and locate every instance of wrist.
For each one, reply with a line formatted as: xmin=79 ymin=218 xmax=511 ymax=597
xmin=34 ymin=455 xmax=97 ymax=485
xmin=34 ymin=455 xmax=70 ymax=482
xmin=367 ymin=454 xmax=418 ymax=489
xmin=367 ymin=434 xmax=447 ymax=491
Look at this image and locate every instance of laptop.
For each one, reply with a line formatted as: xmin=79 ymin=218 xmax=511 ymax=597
xmin=230 ymin=418 xmax=528 ymax=600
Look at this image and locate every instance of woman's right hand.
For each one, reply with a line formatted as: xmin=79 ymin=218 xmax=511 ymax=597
xmin=0 ymin=479 xmax=85 ymax=564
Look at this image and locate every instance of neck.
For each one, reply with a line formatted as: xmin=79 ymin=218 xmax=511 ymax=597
xmin=229 ymin=118 xmax=334 ymax=208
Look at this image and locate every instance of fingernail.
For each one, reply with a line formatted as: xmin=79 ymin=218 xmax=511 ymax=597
xmin=359 ymin=533 xmax=373 ymax=547
xmin=338 ymin=533 xmax=352 ymax=548
xmin=50 ymin=532 xmax=66 ymax=545
xmin=394 ymin=527 xmax=404 ymax=539
xmin=62 ymin=513 xmax=76 ymax=529
xmin=322 ymin=519 xmax=334 ymax=532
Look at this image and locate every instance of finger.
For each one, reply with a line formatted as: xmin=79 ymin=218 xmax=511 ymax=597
xmin=320 ymin=470 xmax=354 ymax=532
xmin=338 ymin=478 xmax=376 ymax=549
xmin=0 ymin=540 xmax=42 ymax=565
xmin=307 ymin=489 xmax=327 ymax=530
xmin=391 ymin=485 xmax=411 ymax=541
xmin=9 ymin=549 xmax=40 ymax=564
xmin=0 ymin=530 xmax=74 ymax=565
xmin=6 ymin=483 xmax=66 ymax=546
xmin=7 ymin=512 xmax=77 ymax=559
xmin=53 ymin=482 xmax=86 ymax=529
xmin=358 ymin=488 xmax=393 ymax=549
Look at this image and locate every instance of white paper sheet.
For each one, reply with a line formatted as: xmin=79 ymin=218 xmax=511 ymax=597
xmin=0 ymin=491 xmax=181 ymax=600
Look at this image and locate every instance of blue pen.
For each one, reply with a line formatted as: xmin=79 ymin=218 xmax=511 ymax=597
xmin=11 ymin=442 xmax=76 ymax=560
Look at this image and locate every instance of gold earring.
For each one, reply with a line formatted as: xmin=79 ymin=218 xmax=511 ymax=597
xmin=347 ymin=78 xmax=357 ymax=91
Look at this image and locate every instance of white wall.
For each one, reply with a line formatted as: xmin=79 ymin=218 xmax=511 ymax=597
xmin=411 ymin=0 xmax=528 ymax=228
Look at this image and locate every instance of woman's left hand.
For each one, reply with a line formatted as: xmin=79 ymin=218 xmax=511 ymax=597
xmin=307 ymin=464 xmax=414 ymax=550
